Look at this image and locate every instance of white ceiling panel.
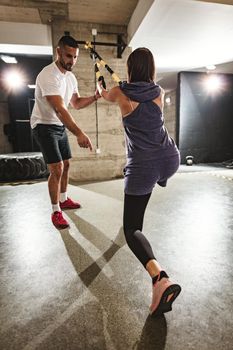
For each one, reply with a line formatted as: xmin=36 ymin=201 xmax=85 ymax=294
xmin=129 ymin=0 xmax=233 ymax=88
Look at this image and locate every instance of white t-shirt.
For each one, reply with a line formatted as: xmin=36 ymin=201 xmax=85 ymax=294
xmin=30 ymin=62 xmax=78 ymax=129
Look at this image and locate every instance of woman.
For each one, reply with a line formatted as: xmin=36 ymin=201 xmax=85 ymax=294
xmin=97 ymin=48 xmax=181 ymax=316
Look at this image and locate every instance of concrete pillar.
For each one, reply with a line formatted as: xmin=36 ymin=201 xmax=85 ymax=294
xmin=0 ymin=91 xmax=13 ymax=154
xmin=163 ymin=89 xmax=177 ymax=141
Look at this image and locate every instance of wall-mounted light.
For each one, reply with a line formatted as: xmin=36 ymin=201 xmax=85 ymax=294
xmin=92 ymin=28 xmax=97 ymax=36
xmin=0 ymin=55 xmax=17 ymax=64
xmin=28 ymin=84 xmax=36 ymax=89
xmin=3 ymin=69 xmax=26 ymax=90
xmin=165 ymin=96 xmax=171 ymax=105
xmin=204 ymin=75 xmax=222 ymax=92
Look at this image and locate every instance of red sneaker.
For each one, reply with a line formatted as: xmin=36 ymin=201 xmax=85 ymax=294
xmin=60 ymin=197 xmax=81 ymax=210
xmin=51 ymin=211 xmax=69 ymax=229
xmin=150 ymin=273 xmax=181 ymax=317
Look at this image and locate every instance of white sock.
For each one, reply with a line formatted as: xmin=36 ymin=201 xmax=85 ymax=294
xmin=60 ymin=192 xmax=68 ymax=203
xmin=52 ymin=203 xmax=61 ymax=213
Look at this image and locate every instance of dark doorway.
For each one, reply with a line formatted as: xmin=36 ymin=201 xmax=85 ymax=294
xmin=1 ymin=54 xmax=52 ymax=152
xmin=177 ymin=71 xmax=233 ymax=164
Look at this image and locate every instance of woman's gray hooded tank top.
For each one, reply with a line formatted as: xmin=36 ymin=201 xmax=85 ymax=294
xmin=120 ymin=81 xmax=179 ymax=167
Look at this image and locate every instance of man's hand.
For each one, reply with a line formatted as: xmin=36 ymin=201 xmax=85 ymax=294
xmin=77 ymin=131 xmax=93 ymax=151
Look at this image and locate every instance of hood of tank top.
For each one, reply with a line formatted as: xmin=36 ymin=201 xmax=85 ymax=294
xmin=120 ymin=81 xmax=161 ymax=103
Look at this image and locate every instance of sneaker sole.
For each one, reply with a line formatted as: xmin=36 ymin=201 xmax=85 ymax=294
xmin=150 ymin=284 xmax=181 ymax=317
xmin=60 ymin=207 xmax=81 ymax=210
xmin=53 ymin=223 xmax=70 ymax=229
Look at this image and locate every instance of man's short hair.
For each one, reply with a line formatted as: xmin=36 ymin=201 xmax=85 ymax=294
xmin=57 ymin=35 xmax=79 ymax=49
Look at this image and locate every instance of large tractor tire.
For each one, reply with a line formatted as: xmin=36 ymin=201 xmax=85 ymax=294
xmin=0 ymin=152 xmax=48 ymax=182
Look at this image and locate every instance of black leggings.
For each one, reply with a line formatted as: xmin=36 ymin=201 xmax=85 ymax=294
xmin=123 ymin=193 xmax=156 ymax=268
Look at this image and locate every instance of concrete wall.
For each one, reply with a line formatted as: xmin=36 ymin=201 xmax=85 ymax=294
xmin=163 ymin=89 xmax=177 ymax=142
xmin=51 ymin=19 xmax=130 ymax=182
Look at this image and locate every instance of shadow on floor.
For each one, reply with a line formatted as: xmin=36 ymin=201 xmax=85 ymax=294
xmin=136 ymin=315 xmax=167 ymax=350
xmin=60 ymin=220 xmax=124 ymax=287
xmin=59 ymin=214 xmax=167 ymax=350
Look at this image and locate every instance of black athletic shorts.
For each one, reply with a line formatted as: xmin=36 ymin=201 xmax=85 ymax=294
xmin=32 ymin=124 xmax=72 ymax=164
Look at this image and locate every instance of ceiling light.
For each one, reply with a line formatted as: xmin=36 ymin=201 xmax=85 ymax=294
xmin=206 ymin=64 xmax=216 ymax=71
xmin=0 ymin=44 xmax=52 ymax=55
xmin=0 ymin=55 xmax=17 ymax=64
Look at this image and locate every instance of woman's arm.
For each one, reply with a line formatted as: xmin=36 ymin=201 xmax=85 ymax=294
xmin=97 ymin=83 xmax=120 ymax=102
xmin=97 ymin=82 xmax=137 ymax=117
xmin=160 ymin=88 xmax=165 ymax=111
xmin=153 ymin=87 xmax=165 ymax=112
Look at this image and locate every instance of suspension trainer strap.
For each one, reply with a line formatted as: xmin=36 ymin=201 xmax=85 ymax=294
xmin=95 ymin=62 xmax=106 ymax=89
xmin=85 ymin=41 xmax=122 ymax=86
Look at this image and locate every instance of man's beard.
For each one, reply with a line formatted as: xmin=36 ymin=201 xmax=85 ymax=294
xmin=60 ymin=58 xmax=73 ymax=71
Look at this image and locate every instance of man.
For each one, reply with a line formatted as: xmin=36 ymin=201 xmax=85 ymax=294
xmin=31 ymin=35 xmax=100 ymax=229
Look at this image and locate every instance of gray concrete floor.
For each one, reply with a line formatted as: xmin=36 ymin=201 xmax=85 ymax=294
xmin=0 ymin=165 xmax=233 ymax=350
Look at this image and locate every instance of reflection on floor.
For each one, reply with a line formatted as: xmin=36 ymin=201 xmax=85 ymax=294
xmin=0 ymin=165 xmax=233 ymax=350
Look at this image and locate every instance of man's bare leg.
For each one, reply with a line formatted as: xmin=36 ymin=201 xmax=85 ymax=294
xmin=60 ymin=159 xmax=70 ymax=194
xmin=48 ymin=161 xmax=64 ymax=205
